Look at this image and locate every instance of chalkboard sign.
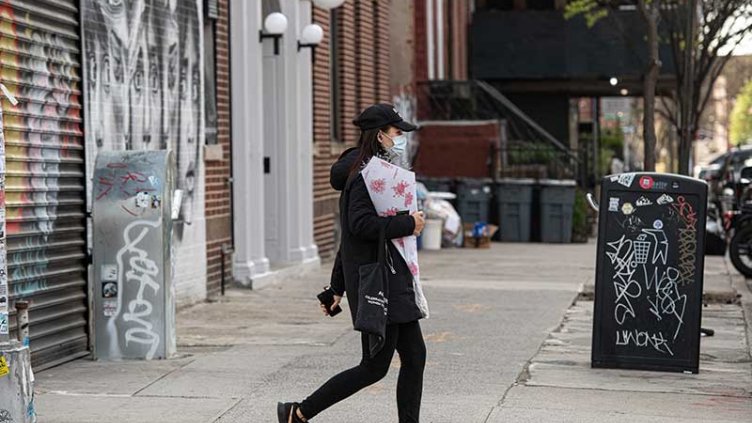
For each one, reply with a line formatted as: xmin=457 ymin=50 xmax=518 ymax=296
xmin=592 ymin=173 xmax=707 ymax=373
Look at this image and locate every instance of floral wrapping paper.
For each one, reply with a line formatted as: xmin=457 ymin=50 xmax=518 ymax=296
xmin=361 ymin=157 xmax=430 ymax=318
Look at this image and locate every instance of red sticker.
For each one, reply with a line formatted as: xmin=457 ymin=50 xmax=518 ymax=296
xmin=639 ymin=176 xmax=654 ymax=190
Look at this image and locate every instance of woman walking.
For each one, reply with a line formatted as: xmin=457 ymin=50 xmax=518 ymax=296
xmin=278 ymin=104 xmax=428 ymax=422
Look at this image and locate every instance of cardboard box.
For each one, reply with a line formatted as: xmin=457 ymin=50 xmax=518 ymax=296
xmin=463 ymin=223 xmax=498 ymax=249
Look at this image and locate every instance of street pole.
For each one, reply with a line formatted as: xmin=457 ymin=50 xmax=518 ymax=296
xmin=0 ymin=87 xmax=9 ymax=345
xmin=680 ymin=0 xmax=697 ymax=175
xmin=593 ymin=97 xmax=601 ymax=180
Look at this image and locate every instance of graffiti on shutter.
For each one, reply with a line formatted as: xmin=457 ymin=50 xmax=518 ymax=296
xmin=0 ymin=0 xmax=89 ymax=367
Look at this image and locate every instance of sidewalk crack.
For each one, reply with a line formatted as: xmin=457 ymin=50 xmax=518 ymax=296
xmin=484 ymin=289 xmax=581 ymax=422
xmin=131 ymin=357 xmax=197 ymax=397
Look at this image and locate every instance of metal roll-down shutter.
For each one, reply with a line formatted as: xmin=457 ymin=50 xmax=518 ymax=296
xmin=0 ymin=0 xmax=88 ymax=368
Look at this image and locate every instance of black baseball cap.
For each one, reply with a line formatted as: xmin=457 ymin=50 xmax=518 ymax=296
xmin=352 ymin=103 xmax=418 ymax=132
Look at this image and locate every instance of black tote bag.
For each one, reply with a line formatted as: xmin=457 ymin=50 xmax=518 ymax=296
xmin=354 ymin=225 xmax=390 ymax=358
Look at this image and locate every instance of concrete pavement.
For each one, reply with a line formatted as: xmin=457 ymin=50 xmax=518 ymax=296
xmin=32 ymin=242 xmax=752 ymax=422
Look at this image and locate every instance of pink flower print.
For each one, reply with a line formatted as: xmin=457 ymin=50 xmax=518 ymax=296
xmin=370 ymin=178 xmax=386 ymax=194
xmin=408 ymin=262 xmax=419 ymax=276
xmin=392 ymin=180 xmax=409 ymax=198
xmin=380 ymin=207 xmax=398 ymax=217
xmin=404 ymin=191 xmax=414 ymax=208
xmin=397 ymin=238 xmax=406 ymax=248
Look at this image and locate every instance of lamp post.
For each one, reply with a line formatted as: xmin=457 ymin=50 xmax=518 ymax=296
xmin=259 ymin=12 xmax=288 ymax=55
xmin=298 ymin=23 xmax=323 ymax=61
xmin=311 ymin=0 xmax=345 ymax=10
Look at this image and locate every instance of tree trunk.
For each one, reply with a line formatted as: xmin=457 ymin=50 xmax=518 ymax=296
xmin=678 ymin=133 xmax=692 ymax=175
xmin=677 ymin=0 xmax=697 ymax=176
xmin=640 ymin=2 xmax=661 ymax=172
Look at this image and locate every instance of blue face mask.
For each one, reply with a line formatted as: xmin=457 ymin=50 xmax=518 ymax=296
xmin=383 ymin=132 xmax=408 ymax=157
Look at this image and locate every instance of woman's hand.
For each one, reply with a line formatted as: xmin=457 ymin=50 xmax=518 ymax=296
xmin=411 ymin=211 xmax=425 ymax=236
xmin=320 ymin=295 xmax=343 ymax=316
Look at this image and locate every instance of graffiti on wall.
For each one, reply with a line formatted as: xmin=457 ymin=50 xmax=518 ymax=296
xmin=82 ymin=0 xmax=203 ymax=239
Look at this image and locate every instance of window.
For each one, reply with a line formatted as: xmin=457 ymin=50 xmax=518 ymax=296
xmin=204 ymin=17 xmax=218 ymax=145
xmin=330 ymin=8 xmax=342 ymax=143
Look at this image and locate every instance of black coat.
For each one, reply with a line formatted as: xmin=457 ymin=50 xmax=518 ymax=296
xmin=329 ymin=150 xmax=423 ymax=325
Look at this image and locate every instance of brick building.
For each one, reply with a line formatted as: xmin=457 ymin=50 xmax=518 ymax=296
xmin=311 ymin=0 xmax=476 ymax=260
xmin=204 ymin=0 xmax=233 ymax=298
xmin=312 ymin=0 xmax=392 ymax=261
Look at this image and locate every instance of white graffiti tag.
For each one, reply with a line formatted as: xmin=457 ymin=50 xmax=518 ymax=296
xmin=116 ymin=219 xmax=161 ymax=359
xmin=615 ymin=329 xmax=674 ymax=356
xmin=642 ymin=266 xmax=687 ymax=340
xmin=606 ymin=236 xmax=642 ymax=325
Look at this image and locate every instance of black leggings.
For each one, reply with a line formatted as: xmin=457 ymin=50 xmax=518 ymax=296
xmin=299 ymin=321 xmax=426 ymax=422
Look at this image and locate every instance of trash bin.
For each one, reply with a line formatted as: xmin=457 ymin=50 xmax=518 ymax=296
xmin=539 ymin=179 xmax=576 ymax=243
xmin=496 ymin=178 xmax=535 ymax=242
xmin=455 ymin=178 xmax=492 ymax=224
xmin=422 ymin=219 xmax=443 ymax=250
xmin=418 ymin=177 xmax=454 ymax=194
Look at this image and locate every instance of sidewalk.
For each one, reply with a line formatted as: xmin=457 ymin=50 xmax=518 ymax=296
xmin=487 ymin=256 xmax=752 ymax=422
xmin=32 ymin=242 xmax=752 ymax=422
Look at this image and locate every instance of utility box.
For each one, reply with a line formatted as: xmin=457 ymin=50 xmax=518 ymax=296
xmin=92 ymin=151 xmax=176 ymax=360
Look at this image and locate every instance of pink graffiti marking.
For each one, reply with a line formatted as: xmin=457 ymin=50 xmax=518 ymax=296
xmin=671 ymin=196 xmax=697 ymax=227
xmin=121 ymin=205 xmax=138 ymax=217
xmin=120 ymin=172 xmax=148 ymax=184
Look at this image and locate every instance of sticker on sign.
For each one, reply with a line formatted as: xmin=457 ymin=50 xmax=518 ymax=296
xmin=616 ymin=173 xmax=635 ymax=187
xmin=103 ymin=300 xmax=117 ymax=317
xmin=0 ymin=312 xmax=7 ymax=335
xmin=639 ymin=176 xmax=654 ymax=190
xmin=609 ymin=197 xmax=620 ymax=212
xmin=101 ymin=264 xmax=118 ymax=282
xmin=657 ymin=194 xmax=674 ymax=205
xmin=0 ymin=355 xmax=9 ymax=378
xmin=636 ymin=196 xmax=653 ymax=207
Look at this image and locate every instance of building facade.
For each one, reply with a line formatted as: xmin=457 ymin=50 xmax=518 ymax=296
xmin=0 ymin=0 xmax=329 ymax=369
xmin=204 ymin=0 xmax=233 ymax=298
xmin=231 ymin=0 xmax=320 ymax=285
xmin=311 ymin=0 xmax=392 ymax=261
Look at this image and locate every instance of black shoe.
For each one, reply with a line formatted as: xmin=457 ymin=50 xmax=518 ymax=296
xmin=277 ymin=402 xmax=306 ymax=423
